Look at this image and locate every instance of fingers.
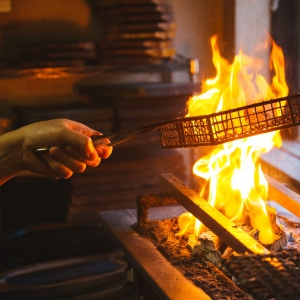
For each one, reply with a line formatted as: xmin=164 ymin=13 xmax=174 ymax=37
xmin=61 ymin=127 xmax=113 ymax=161
xmin=63 ymin=145 xmax=101 ymax=167
xmin=48 ymin=146 xmax=88 ymax=179
xmin=59 ymin=128 xmax=103 ymax=161
xmin=37 ymin=138 xmax=111 ymax=180
xmin=16 ymin=119 xmax=114 ymax=183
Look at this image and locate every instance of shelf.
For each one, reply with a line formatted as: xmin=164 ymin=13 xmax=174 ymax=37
xmin=0 ymin=55 xmax=192 ymax=80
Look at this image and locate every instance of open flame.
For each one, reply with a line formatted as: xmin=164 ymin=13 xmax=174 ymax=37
xmin=177 ymin=35 xmax=288 ymax=245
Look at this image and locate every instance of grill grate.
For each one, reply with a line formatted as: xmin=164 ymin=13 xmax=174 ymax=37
xmin=159 ymin=93 xmax=300 ymax=148
xmin=223 ymin=250 xmax=300 ymax=300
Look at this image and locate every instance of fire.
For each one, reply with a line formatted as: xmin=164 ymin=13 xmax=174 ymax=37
xmin=177 ymin=35 xmax=288 ymax=245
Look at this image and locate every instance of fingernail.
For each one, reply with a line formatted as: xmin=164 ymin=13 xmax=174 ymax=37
xmin=92 ymin=159 xmax=100 ymax=167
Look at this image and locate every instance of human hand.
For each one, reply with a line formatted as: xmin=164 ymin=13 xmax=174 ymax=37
xmin=6 ymin=119 xmax=112 ymax=180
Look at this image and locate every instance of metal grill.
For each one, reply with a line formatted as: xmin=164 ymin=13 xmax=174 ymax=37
xmin=159 ymin=93 xmax=300 ymax=148
xmin=223 ymin=250 xmax=300 ymax=300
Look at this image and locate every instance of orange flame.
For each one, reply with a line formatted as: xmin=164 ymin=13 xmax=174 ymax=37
xmin=178 ymin=35 xmax=288 ymax=245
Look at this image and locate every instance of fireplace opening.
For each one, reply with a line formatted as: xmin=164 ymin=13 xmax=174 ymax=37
xmin=99 ymin=173 xmax=300 ymax=300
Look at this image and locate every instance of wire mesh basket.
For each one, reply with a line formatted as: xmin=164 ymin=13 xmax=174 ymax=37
xmin=159 ymin=93 xmax=300 ymax=148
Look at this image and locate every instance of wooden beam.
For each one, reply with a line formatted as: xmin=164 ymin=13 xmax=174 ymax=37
xmin=159 ymin=173 xmax=270 ymax=255
xmin=99 ymin=209 xmax=211 ymax=300
xmin=265 ymin=173 xmax=300 ymax=219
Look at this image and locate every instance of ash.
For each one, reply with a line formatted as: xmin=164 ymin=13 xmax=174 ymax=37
xmin=134 ymin=218 xmax=251 ymax=300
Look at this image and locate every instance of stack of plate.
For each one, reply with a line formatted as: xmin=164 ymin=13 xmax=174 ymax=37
xmin=90 ymin=0 xmax=176 ymax=64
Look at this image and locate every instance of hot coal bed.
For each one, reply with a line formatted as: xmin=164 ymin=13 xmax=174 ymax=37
xmin=99 ymin=173 xmax=300 ymax=300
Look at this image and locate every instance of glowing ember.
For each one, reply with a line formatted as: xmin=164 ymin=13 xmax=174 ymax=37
xmin=177 ymin=35 xmax=288 ymax=245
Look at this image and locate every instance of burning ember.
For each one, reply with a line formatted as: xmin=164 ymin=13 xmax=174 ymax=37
xmin=178 ymin=35 xmax=289 ymax=246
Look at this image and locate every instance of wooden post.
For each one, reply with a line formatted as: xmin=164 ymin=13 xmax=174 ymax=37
xmin=265 ymin=173 xmax=300 ymax=219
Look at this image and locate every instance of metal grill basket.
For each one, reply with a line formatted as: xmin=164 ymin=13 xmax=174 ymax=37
xmin=159 ymin=93 xmax=300 ymax=148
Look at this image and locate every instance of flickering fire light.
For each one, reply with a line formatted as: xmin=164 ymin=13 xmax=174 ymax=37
xmin=178 ymin=35 xmax=289 ymax=245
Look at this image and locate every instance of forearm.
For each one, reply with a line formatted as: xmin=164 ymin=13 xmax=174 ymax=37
xmin=0 ymin=129 xmax=24 ymax=185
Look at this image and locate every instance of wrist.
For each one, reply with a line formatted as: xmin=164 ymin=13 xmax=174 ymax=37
xmin=0 ymin=129 xmax=24 ymax=185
